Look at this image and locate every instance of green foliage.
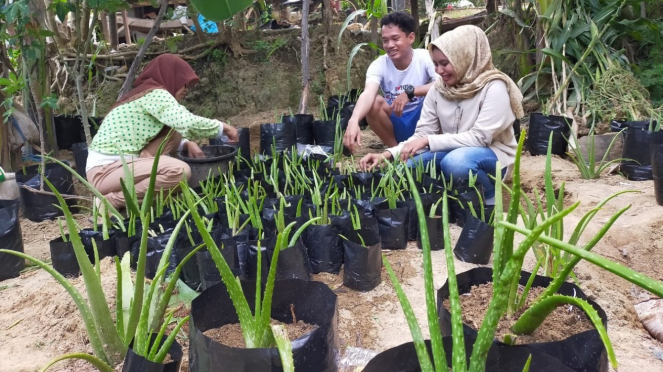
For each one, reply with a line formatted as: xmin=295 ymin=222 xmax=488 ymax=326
xmin=634 ymin=48 xmax=663 ymax=107
xmin=190 ymin=0 xmax=253 ymax=22
xmin=250 ymin=38 xmax=288 ymax=61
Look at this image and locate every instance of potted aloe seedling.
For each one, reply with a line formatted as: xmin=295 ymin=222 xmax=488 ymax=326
xmin=365 ymin=134 xmax=663 ymax=372
xmin=341 ymin=207 xmax=382 ymax=291
xmin=416 ymin=196 xmax=444 ymax=252
xmin=1 ymin=138 xmax=203 ymax=371
xmin=184 ymin=185 xmax=338 ymax=372
xmin=452 ymin=173 xmax=494 ymax=265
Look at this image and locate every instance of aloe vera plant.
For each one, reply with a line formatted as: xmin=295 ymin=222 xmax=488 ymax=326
xmin=0 ymin=137 xmax=201 ymax=370
xmin=182 ymin=183 xmax=321 ymax=349
xmin=383 ymin=133 xmax=663 ymax=371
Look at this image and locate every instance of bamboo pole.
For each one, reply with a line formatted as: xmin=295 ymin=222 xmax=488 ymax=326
xmin=299 ymin=0 xmax=311 ymax=114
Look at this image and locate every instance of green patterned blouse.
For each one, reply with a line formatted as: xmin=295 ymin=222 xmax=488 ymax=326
xmin=90 ymin=89 xmax=221 ymax=155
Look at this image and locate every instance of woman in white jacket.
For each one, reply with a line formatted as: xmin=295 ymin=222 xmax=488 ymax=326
xmin=359 ymin=25 xmax=524 ymax=204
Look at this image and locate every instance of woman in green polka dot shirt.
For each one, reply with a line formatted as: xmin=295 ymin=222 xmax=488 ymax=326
xmin=86 ymin=54 xmax=238 ymax=209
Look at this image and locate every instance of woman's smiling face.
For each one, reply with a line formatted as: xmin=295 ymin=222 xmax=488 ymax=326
xmin=432 ymin=47 xmax=458 ymax=87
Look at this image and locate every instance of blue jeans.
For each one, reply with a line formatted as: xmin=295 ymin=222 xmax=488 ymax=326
xmin=406 ymin=147 xmax=503 ymax=198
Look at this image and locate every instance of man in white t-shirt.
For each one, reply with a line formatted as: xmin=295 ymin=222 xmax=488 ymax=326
xmin=344 ymin=11 xmax=438 ymax=153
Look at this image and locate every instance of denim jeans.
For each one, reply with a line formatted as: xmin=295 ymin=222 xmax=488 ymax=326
xmin=406 ymin=147 xmax=503 ymax=198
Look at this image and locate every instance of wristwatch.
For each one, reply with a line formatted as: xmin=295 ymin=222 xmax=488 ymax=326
xmin=402 ymin=84 xmax=415 ymax=101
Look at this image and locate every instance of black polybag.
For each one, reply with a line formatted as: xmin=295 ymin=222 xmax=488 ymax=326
xmin=453 ymin=214 xmax=494 ymax=264
xmin=375 ymin=202 xmax=409 ymax=250
xmin=437 ymin=267 xmax=608 ymax=372
xmin=0 ymin=200 xmax=24 ymax=280
xmin=651 ymin=131 xmax=663 ymax=205
xmin=196 ymin=236 xmax=241 ymax=291
xmin=282 ymin=114 xmax=314 ymax=145
xmin=303 ymin=223 xmax=343 ymax=274
xmin=342 ymin=228 xmax=381 ymax=291
xmin=450 ymin=185 xmax=484 ymax=227
xmin=260 ymin=123 xmax=297 ymax=154
xmin=416 ymin=216 xmax=444 ymax=251
xmin=311 ymin=120 xmax=338 ymax=148
xmin=79 ymin=228 xmax=117 ymax=260
xmin=189 ymin=279 xmax=338 ymax=372
xmin=246 ymin=238 xmax=312 ymax=281
xmin=50 ymin=236 xmax=80 ymax=276
xmin=15 ymin=162 xmax=76 ymax=222
xmin=72 ymin=142 xmax=89 ymax=179
xmin=362 ymin=336 xmax=575 ymax=372
xmin=122 ymin=334 xmax=183 ymax=372
xmin=621 ymin=124 xmax=653 ymax=181
xmin=527 ymin=113 xmax=571 ymax=156
xmin=210 ymin=127 xmax=251 ymax=159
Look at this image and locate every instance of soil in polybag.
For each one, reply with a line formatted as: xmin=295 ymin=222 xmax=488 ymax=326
xmin=0 ymin=199 xmax=24 ymax=280
xmin=189 ymin=279 xmax=338 ymax=372
xmin=527 ymin=113 xmax=571 ymax=156
xmin=15 ymin=162 xmax=76 ymax=222
xmin=260 ymin=123 xmax=297 ymax=154
xmin=437 ymin=267 xmax=608 ymax=372
xmin=342 ymin=228 xmax=381 ymax=291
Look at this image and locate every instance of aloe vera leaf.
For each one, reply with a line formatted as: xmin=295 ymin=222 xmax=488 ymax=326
xmin=0 ymin=250 xmax=112 ymax=364
xmin=136 ymin=261 xmax=169 ymax=355
xmin=115 ymin=257 xmax=125 ymax=340
xmin=182 ymin=186 xmax=256 ymax=345
xmin=498 ymin=134 xmax=525 ymax=279
xmin=44 ymin=156 xmax=125 ymax=230
xmin=504 ymin=222 xmax=663 ymax=297
xmin=511 ymin=295 xmax=617 ymax=368
xmin=469 ymin=202 xmax=579 ymax=371
xmin=491 ymin=168 xmax=504 ymax=285
xmin=120 ymin=172 xmax=140 ymax=217
xmin=255 ymin=238 xmax=263 ymax=332
xmin=148 ymin=311 xmax=174 ymax=360
xmin=566 ymin=191 xmax=636 ymax=248
xmin=403 ymin=166 xmax=449 ymax=371
xmin=38 ymin=353 xmax=114 ymax=372
xmin=271 ymin=324 xmax=295 ymax=372
xmin=383 ymin=255 xmax=434 ymax=372
xmin=149 ymin=242 xmax=204 ymax=333
xmin=521 ymin=354 xmax=532 ymax=372
xmin=517 ymin=256 xmax=544 ymax=310
xmin=153 ymin=315 xmax=189 ymax=364
xmin=119 ymin=253 xmax=134 ymax=336
xmin=126 ymin=137 xmax=170 ymax=348
xmin=542 ymin=206 xmax=629 ymax=300
xmin=42 ymin=178 xmax=125 ymax=363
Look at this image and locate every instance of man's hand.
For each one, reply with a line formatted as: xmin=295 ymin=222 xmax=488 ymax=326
xmin=343 ymin=120 xmax=362 ymax=153
xmin=359 ymin=151 xmax=392 ymax=171
xmin=391 ymin=93 xmax=409 ymax=117
xmin=399 ymin=137 xmax=429 ymax=161
xmin=222 ymin=123 xmax=239 ymax=143
xmin=185 ymin=141 xmax=205 ymax=159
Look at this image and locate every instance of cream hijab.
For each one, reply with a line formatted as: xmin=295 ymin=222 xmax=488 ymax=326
xmin=428 ymin=25 xmax=524 ymax=119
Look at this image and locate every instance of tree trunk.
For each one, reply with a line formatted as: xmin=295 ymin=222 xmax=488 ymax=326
xmin=118 ymin=0 xmax=170 ymax=100
xmin=322 ymin=0 xmax=332 ymax=69
xmin=411 ymin=0 xmax=419 ymax=40
xmin=487 ymin=0 xmax=498 ymax=14
xmin=299 ymin=0 xmax=311 ymax=114
xmin=186 ymin=0 xmax=206 ymax=44
xmin=109 ymin=11 xmax=118 ymax=50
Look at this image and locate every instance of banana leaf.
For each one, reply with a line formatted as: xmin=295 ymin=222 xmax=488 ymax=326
xmin=190 ymin=0 xmax=253 ymax=22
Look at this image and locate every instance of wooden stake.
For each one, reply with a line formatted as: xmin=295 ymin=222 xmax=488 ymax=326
xmin=109 ymin=11 xmax=119 ymax=50
xmin=299 ymin=0 xmax=311 ymax=115
xmin=123 ymin=10 xmax=132 ymax=45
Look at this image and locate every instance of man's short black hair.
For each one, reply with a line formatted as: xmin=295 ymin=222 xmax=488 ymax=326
xmin=380 ymin=11 xmax=416 ymax=35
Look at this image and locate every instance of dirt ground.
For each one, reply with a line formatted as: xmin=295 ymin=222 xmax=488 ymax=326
xmin=2 ymin=126 xmax=663 ymax=372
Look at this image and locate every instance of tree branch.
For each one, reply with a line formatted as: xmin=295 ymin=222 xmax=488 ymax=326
xmin=117 ymin=0 xmax=170 ymax=100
